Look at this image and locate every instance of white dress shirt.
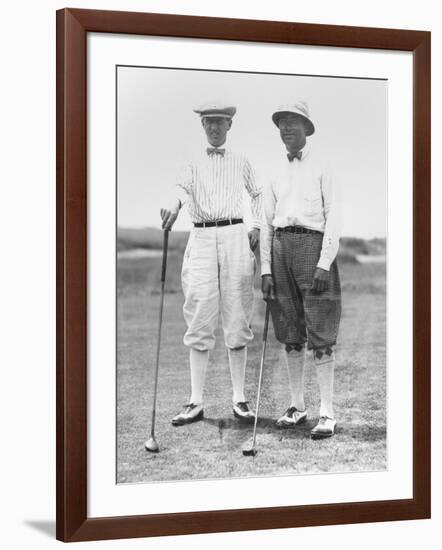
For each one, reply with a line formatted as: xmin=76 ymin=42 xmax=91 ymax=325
xmin=175 ymin=147 xmax=262 ymax=229
xmin=260 ymin=143 xmax=341 ymax=275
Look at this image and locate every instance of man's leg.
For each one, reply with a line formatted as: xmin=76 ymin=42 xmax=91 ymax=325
xmin=309 ymin=347 xmax=337 ymax=438
xmin=227 ymin=345 xmax=255 ymax=421
xmin=189 ymin=348 xmax=209 ymax=406
xmin=269 ymin=232 xmax=307 ymax=347
xmin=172 ymin=229 xmax=219 ymax=426
xmin=284 ymin=344 xmax=306 ymax=411
xmin=227 ymin=346 xmax=247 ymax=404
xmin=172 ymin=347 xmax=210 ymax=426
xmin=275 ymin=344 xmax=308 ymax=428
xmin=314 ymin=349 xmax=335 ymax=419
xmin=270 ymin=232 xmax=308 ymax=427
xmin=299 ymin=249 xmax=341 ymax=438
xmin=218 ymin=224 xmax=255 ymax=420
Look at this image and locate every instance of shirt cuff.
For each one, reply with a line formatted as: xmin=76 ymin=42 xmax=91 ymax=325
xmin=175 ymin=187 xmax=187 ymax=209
xmin=261 ymin=261 xmax=272 ymax=276
xmin=317 ymin=256 xmax=332 ymax=271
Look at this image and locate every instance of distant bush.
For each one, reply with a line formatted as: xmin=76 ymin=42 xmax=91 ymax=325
xmin=340 ymin=237 xmax=369 ymax=255
xmin=337 ymin=251 xmax=359 ymax=264
xmin=340 ymin=237 xmax=386 ymax=256
xmin=117 ymin=228 xmax=386 ymax=260
xmin=118 ymin=227 xmax=189 ymax=252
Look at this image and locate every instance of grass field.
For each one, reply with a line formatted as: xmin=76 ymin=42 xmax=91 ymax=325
xmin=117 ymin=250 xmax=386 ymax=483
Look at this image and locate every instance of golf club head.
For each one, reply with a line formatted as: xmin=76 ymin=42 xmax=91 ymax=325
xmin=145 ymin=436 xmax=159 ymax=453
xmin=242 ymin=438 xmax=257 ymax=457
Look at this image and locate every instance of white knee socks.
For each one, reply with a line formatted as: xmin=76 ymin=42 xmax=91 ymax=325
xmin=284 ymin=347 xmax=306 ymax=411
xmin=189 ymin=348 xmax=209 ymax=405
xmin=314 ymin=352 xmax=335 ymax=419
xmin=188 ymin=345 xmax=335 ymax=417
xmin=228 ymin=347 xmax=247 ymax=403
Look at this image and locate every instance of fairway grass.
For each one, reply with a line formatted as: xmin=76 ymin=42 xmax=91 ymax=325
xmin=117 ymin=255 xmax=386 ymax=483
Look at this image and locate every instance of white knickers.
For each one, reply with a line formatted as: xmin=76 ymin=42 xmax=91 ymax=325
xmin=181 ymin=223 xmax=255 ymax=351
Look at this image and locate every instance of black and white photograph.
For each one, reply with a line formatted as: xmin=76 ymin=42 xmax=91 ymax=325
xmin=1 ymin=0 xmax=437 ymax=546
xmin=116 ymin=66 xmax=387 ymax=484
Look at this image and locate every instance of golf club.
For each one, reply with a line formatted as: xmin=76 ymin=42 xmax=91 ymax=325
xmin=145 ymin=229 xmax=169 ymax=453
xmin=242 ymin=301 xmax=271 ymax=457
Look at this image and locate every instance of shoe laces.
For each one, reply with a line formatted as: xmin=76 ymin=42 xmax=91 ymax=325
xmin=182 ymin=403 xmax=198 ymax=414
xmin=285 ymin=406 xmax=303 ymax=417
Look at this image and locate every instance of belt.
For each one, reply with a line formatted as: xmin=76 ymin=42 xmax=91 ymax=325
xmin=275 ymin=225 xmax=322 ymax=235
xmin=193 ymin=218 xmax=243 ymax=228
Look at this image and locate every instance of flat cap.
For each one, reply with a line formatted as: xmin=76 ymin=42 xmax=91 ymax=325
xmin=193 ymin=101 xmax=237 ymax=119
xmin=272 ymin=100 xmax=315 ymax=136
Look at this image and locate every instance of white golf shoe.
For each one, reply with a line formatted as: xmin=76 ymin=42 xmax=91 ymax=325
xmin=310 ymin=416 xmax=337 ymax=439
xmin=171 ymin=403 xmax=204 ymax=426
xmin=276 ymin=406 xmax=307 ymax=428
xmin=233 ymin=401 xmax=255 ymax=422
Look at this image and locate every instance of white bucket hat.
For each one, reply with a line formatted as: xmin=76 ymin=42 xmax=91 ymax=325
xmin=272 ymin=100 xmax=315 ymax=136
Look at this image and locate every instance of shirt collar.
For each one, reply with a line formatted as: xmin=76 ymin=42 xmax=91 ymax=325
xmin=300 ymin=142 xmax=310 ymax=160
xmin=206 ymin=140 xmax=228 ymax=151
xmin=287 ymin=142 xmax=310 ymax=162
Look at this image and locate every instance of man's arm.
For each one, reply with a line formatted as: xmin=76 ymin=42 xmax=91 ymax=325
xmin=310 ymin=168 xmax=341 ymax=292
xmin=243 ymin=159 xmax=263 ymax=231
xmin=160 ymin=198 xmax=181 ymax=230
xmin=260 ymin=182 xmax=277 ymax=300
xmin=260 ymin=182 xmax=276 ymax=276
xmin=317 ymin=169 xmax=341 ymax=271
xmin=160 ymin=163 xmax=192 ymax=230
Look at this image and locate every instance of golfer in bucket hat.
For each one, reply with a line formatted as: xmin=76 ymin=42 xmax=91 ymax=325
xmin=261 ymin=100 xmax=342 ymax=439
xmin=160 ymin=101 xmax=262 ymax=426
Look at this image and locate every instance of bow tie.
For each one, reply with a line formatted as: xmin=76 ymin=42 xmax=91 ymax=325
xmin=207 ymin=147 xmax=225 ymax=157
xmin=287 ymin=151 xmax=302 ymax=162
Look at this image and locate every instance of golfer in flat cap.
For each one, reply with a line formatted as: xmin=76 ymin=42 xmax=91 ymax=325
xmin=160 ymin=102 xmax=262 ymax=426
xmin=261 ymin=100 xmax=342 ymax=439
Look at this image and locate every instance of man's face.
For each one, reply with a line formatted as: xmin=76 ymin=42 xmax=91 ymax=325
xmin=278 ymin=113 xmax=307 ymax=152
xmin=202 ymin=116 xmax=232 ymax=147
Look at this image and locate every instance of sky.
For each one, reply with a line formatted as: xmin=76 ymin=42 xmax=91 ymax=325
xmin=117 ymin=65 xmax=387 ymax=238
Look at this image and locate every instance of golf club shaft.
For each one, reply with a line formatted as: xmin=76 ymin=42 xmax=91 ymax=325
xmin=150 ymin=230 xmax=169 ymax=437
xmin=250 ymin=302 xmax=271 ymax=450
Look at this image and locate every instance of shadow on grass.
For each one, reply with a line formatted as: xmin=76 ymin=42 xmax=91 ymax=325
xmin=203 ymin=416 xmax=278 ymax=432
xmin=272 ymin=422 xmax=313 ymax=440
xmin=203 ymin=416 xmax=315 ymax=444
xmin=335 ymin=423 xmax=387 ymax=441
xmin=275 ymin=422 xmax=386 ymax=442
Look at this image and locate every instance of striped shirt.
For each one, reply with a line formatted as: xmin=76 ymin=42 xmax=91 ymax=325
xmin=175 ymin=148 xmax=262 ymax=229
xmin=261 ymin=143 xmax=341 ymax=275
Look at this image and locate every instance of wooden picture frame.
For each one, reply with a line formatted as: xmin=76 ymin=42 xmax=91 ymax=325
xmin=56 ymin=7 xmax=431 ymax=542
